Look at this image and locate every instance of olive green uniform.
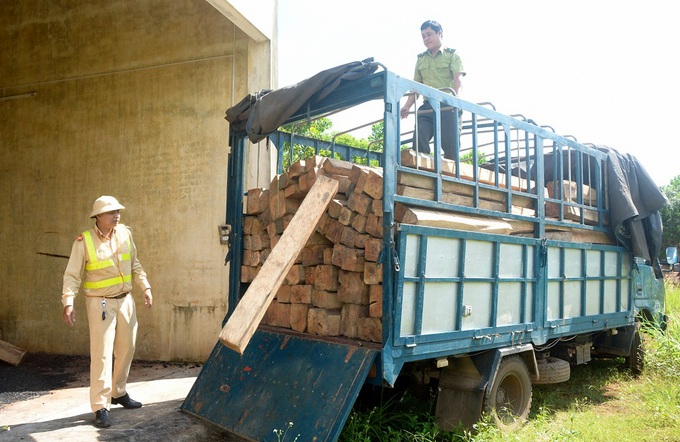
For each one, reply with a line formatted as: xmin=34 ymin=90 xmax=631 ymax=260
xmin=414 ymin=47 xmax=464 ymax=93
xmin=413 ymin=47 xmax=465 ymax=159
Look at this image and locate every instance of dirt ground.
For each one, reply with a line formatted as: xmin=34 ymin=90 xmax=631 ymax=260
xmin=0 ymin=353 xmax=246 ymax=441
xmin=0 ymin=353 xmax=90 ymax=409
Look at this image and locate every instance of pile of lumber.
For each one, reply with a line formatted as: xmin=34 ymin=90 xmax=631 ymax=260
xmin=398 ymin=150 xmax=611 ymax=235
xmin=545 ymin=180 xmax=607 ymax=226
xmin=400 ymin=149 xmax=534 ymax=192
xmin=240 ymin=155 xmax=384 ymax=344
xmin=229 ymin=150 xmax=613 ymax=350
xmin=398 ymin=150 xmax=537 ymax=217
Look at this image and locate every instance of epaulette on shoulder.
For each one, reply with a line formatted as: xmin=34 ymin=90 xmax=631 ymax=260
xmin=444 ymin=47 xmax=456 ymax=54
xmin=417 ymin=51 xmax=427 ymax=58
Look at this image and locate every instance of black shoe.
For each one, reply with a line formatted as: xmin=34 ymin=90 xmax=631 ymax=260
xmin=111 ymin=393 xmax=142 ymax=409
xmin=94 ymin=409 xmax=111 ymax=428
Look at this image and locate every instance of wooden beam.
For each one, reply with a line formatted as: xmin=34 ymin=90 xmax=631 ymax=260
xmin=398 ymin=170 xmax=535 ymax=210
xmin=400 ymin=149 xmax=535 ymax=192
xmin=545 ymin=201 xmax=605 ymax=225
xmin=395 ymin=204 xmax=513 ymax=235
xmin=0 ymin=339 xmax=27 ymax=366
xmin=396 ymin=184 xmax=535 ymax=216
xmin=219 ymin=175 xmax=339 ymax=354
xmin=546 ymin=181 xmax=598 ymax=205
xmin=514 ymin=229 xmax=616 ymax=245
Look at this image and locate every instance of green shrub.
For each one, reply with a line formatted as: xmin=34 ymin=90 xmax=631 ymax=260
xmin=645 ymin=284 xmax=680 ymax=377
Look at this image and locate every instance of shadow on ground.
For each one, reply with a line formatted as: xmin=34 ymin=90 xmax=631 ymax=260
xmin=2 ymin=400 xmax=239 ymax=441
xmin=0 ymin=353 xmax=245 ymax=441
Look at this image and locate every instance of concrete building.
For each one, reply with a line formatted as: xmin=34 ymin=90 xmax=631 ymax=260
xmin=0 ymin=0 xmax=277 ymax=361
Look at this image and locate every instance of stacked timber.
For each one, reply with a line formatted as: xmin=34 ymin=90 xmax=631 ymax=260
xmin=545 ymin=180 xmax=607 ymax=226
xmin=238 ymin=150 xmax=614 ymax=346
xmin=398 ymin=150 xmax=613 ymax=241
xmin=398 ymin=150 xmax=537 ymax=217
xmin=242 ymin=156 xmax=384 ymax=343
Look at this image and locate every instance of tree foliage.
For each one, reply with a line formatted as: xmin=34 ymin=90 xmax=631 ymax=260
xmin=460 ymin=149 xmax=488 ymax=165
xmin=279 ymin=118 xmax=383 ymax=169
xmin=279 ymin=118 xmax=339 ymax=170
xmin=660 ymin=175 xmax=680 ymax=253
xmin=368 ymin=121 xmax=384 ymax=149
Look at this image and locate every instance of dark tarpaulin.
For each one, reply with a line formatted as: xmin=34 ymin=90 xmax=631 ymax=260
xmin=599 ymin=146 xmax=668 ymax=274
xmin=225 ymin=59 xmax=379 ymax=143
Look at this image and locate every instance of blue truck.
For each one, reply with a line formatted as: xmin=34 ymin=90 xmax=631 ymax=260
xmin=181 ymin=60 xmax=667 ymax=440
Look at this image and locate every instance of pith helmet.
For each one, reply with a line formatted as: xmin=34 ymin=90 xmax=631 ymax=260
xmin=90 ymin=195 xmax=125 ymax=218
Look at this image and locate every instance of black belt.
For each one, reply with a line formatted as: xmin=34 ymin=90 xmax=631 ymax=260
xmin=110 ymin=292 xmax=129 ymax=299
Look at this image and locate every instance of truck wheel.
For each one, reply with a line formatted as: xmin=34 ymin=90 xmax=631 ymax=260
xmin=625 ymin=329 xmax=644 ymax=375
xmin=533 ymin=357 xmax=570 ymax=384
xmin=484 ymin=356 xmax=532 ymax=430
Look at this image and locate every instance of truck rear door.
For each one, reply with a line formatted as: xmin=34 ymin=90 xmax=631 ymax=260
xmin=182 ymin=329 xmax=378 ymax=441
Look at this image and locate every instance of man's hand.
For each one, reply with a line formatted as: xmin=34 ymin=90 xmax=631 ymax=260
xmin=400 ymin=104 xmax=412 ymax=119
xmin=401 ymin=94 xmax=417 ymax=119
xmin=63 ymin=305 xmax=76 ymax=326
xmin=144 ymin=289 xmax=153 ymax=308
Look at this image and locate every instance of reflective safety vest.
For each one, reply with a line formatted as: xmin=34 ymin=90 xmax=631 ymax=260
xmin=81 ymin=229 xmax=132 ymax=290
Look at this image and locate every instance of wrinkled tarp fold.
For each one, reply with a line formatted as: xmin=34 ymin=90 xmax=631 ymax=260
xmin=225 ymin=59 xmax=379 ymax=143
xmin=599 ymin=146 xmax=667 ymax=273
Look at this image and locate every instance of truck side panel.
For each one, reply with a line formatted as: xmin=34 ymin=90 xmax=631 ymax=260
xmin=546 ymin=244 xmax=632 ymax=324
xmin=382 ymin=225 xmax=634 ymax=386
xmin=396 ymin=227 xmax=537 ymax=340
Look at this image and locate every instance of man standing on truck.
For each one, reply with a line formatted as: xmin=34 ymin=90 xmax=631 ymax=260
xmin=62 ymin=195 xmax=153 ymax=428
xmin=400 ymin=20 xmax=465 ymax=160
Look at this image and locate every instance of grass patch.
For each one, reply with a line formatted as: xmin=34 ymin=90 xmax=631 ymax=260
xmin=339 ymin=388 xmax=443 ymax=442
xmin=340 ymin=283 xmax=680 ymax=441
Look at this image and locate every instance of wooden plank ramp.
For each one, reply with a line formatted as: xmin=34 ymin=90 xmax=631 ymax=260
xmin=219 ymin=175 xmax=339 ymax=354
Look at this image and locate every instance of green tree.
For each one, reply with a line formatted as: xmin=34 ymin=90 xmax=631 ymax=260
xmin=368 ymin=120 xmax=384 ymax=149
xmin=460 ymin=149 xmax=488 ymax=165
xmin=352 ymin=120 xmax=384 ymax=167
xmin=279 ymin=118 xmax=383 ymax=169
xmin=660 ymin=175 xmax=680 ymax=255
xmin=279 ymin=118 xmax=336 ymax=170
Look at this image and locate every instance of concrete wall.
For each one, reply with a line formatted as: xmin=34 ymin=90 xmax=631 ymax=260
xmin=0 ymin=0 xmax=274 ymax=361
xmin=206 ymin=0 xmax=277 ymax=42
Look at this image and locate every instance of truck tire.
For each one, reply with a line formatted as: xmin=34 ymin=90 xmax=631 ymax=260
xmin=533 ymin=357 xmax=570 ymax=385
xmin=625 ymin=329 xmax=644 ymax=375
xmin=484 ymin=356 xmax=532 ymax=430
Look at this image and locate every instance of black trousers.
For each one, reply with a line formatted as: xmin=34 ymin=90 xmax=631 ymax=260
xmin=414 ymin=101 xmax=457 ymax=160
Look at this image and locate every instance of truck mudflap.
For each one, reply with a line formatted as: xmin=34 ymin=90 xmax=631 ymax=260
xmin=181 ymin=328 xmax=378 ymax=442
